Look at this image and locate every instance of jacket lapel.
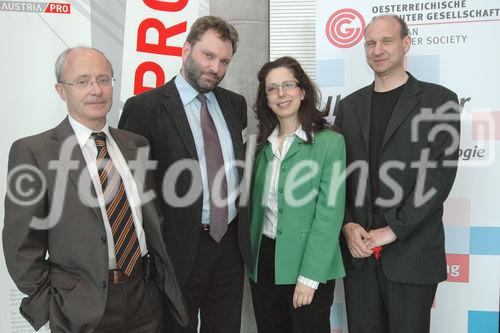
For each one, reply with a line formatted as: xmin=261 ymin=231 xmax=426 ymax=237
xmin=259 ymin=135 xmax=303 ymax=163
xmin=50 ymin=117 xmax=102 ymax=219
xmin=214 ymin=87 xmax=244 ymax=162
xmin=262 ymin=142 xmax=273 ymax=163
xmin=354 ymin=85 xmax=373 ymax=151
xmin=161 ymin=79 xmax=198 ymax=160
xmin=382 ymin=74 xmax=420 ymax=149
xmin=109 ymin=127 xmax=136 ymax=162
xmin=111 ymin=128 xmax=165 ymax=248
xmin=282 ymin=137 xmax=302 ymax=162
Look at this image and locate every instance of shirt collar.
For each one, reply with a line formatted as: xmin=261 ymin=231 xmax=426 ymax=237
xmin=174 ymin=73 xmax=217 ymax=106
xmin=295 ymin=126 xmax=308 ymax=142
xmin=67 ymin=115 xmax=110 ymax=148
xmin=266 ymin=125 xmax=308 ymax=144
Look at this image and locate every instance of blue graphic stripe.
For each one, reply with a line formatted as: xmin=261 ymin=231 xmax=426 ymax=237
xmin=470 ymin=227 xmax=500 ymax=255
xmin=468 ymin=311 xmax=500 ymax=333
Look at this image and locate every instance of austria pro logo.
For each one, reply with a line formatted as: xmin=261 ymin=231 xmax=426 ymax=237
xmin=0 ymin=1 xmax=70 ymax=14
xmin=325 ymin=8 xmax=365 ymax=49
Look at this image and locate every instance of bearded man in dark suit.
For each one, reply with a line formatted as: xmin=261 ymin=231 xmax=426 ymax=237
xmin=119 ymin=16 xmax=253 ymax=333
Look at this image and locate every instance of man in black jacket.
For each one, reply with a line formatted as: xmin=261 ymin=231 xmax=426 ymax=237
xmin=334 ymin=15 xmax=460 ymax=333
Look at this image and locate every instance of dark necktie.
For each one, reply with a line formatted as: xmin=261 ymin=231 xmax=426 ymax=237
xmin=93 ymin=132 xmax=141 ymax=275
xmin=197 ymin=94 xmax=228 ymax=242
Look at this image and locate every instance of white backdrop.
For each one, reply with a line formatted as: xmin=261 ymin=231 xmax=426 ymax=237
xmin=316 ymin=1 xmax=500 ymax=332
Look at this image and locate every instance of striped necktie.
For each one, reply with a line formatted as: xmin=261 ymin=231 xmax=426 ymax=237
xmin=93 ymin=131 xmax=141 ymax=276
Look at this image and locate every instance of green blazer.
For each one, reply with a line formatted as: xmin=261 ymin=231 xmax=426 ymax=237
xmin=249 ymin=130 xmax=346 ymax=284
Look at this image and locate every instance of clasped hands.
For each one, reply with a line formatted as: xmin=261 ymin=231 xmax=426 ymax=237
xmin=291 ymin=222 xmax=397 ymax=308
xmin=343 ymin=222 xmax=397 ymax=258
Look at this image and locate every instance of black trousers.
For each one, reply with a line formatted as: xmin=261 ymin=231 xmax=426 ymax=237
xmin=250 ymin=235 xmax=335 ymax=333
xmin=344 ymin=256 xmax=438 ymax=333
xmin=93 ymin=263 xmax=163 ymax=333
xmin=166 ymin=219 xmax=244 ymax=333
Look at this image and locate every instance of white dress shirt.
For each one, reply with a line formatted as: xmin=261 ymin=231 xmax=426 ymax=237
xmin=68 ymin=116 xmax=147 ymax=269
xmin=263 ymin=126 xmax=319 ymax=289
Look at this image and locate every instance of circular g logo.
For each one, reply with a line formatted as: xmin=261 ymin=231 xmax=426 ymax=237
xmin=325 ymin=8 xmax=365 ymax=49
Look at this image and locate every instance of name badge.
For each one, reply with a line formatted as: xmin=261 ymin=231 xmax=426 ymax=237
xmin=241 ymin=127 xmax=248 ymax=144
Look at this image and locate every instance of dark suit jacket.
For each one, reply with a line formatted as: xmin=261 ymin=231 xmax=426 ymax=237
xmin=2 ymin=118 xmax=188 ymax=332
xmin=334 ymin=73 xmax=460 ymax=284
xmin=118 ymin=78 xmax=254 ymax=285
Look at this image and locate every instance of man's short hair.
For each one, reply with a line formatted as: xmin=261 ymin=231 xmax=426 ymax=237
xmin=366 ymin=15 xmax=409 ymax=39
xmin=54 ymin=47 xmax=114 ymax=83
xmin=186 ymin=16 xmax=239 ymax=54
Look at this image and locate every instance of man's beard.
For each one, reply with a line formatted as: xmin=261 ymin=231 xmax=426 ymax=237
xmin=184 ymin=54 xmax=224 ymax=93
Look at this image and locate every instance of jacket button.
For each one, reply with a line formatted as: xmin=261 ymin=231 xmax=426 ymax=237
xmin=278 ymin=187 xmax=284 ymax=193
xmin=277 ymin=230 xmax=282 ymax=235
xmin=281 ymin=166 xmax=287 ymax=172
xmin=102 ymin=281 xmax=107 ymax=289
xmin=100 ymin=236 xmax=106 ymax=243
xmin=278 ymin=208 xmax=283 ymax=214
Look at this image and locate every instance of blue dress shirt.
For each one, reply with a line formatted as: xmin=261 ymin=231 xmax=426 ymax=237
xmin=174 ymin=74 xmax=239 ymax=225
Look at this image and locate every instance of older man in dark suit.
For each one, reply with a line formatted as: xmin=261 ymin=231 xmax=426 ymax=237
xmin=119 ymin=16 xmax=252 ymax=333
xmin=334 ymin=15 xmax=460 ymax=333
xmin=3 ymin=47 xmax=187 ymax=332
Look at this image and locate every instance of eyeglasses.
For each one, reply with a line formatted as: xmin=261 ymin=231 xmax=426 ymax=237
xmin=59 ymin=75 xmax=115 ymax=89
xmin=265 ymin=81 xmax=300 ymax=95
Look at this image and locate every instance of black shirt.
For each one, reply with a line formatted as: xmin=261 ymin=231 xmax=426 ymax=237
xmin=369 ymin=84 xmax=405 ymax=221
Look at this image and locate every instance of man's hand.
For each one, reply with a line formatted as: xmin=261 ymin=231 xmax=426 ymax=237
xmin=364 ymin=226 xmax=397 ymax=249
xmin=292 ymin=282 xmax=316 ymax=309
xmin=342 ymin=222 xmax=373 ymax=258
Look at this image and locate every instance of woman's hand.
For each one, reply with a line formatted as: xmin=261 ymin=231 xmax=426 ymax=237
xmin=292 ymin=282 xmax=316 ymax=309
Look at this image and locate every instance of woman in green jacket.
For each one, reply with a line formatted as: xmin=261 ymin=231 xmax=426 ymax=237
xmin=249 ymin=56 xmax=346 ymax=333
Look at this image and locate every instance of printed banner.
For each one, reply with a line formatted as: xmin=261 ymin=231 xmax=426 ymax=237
xmin=316 ymin=1 xmax=500 ymax=332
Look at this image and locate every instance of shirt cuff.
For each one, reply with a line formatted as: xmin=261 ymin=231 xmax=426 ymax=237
xmin=297 ymin=275 xmax=319 ymax=289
